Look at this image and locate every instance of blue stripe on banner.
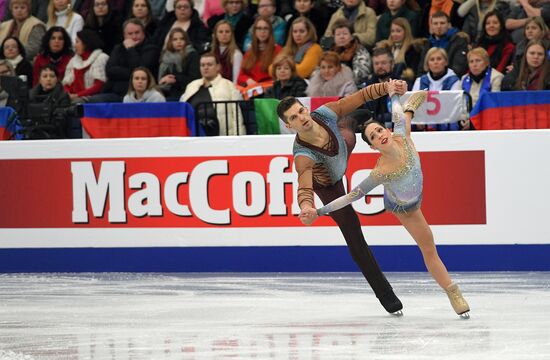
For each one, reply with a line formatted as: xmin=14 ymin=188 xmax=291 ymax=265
xmin=83 ymin=102 xmax=193 ymax=119
xmin=0 ymin=245 xmax=549 ymax=273
xmin=471 ymin=90 xmax=550 ymax=117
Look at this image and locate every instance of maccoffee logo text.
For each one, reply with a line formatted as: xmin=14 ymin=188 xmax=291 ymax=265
xmin=71 ymin=158 xmax=384 ymax=225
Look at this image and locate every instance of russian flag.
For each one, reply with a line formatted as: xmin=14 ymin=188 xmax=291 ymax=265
xmin=470 ymin=91 xmax=550 ymax=130
xmin=0 ymin=107 xmax=23 ymax=140
xmin=80 ymin=102 xmax=203 ymax=138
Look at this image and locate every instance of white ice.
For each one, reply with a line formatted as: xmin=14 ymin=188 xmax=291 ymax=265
xmin=0 ymin=272 xmax=549 ymax=359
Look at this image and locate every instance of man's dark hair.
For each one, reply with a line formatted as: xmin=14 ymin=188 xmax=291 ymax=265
xmin=277 ymin=96 xmax=303 ymax=123
xmin=372 ymin=47 xmax=393 ymax=60
xmin=123 ymin=18 xmax=146 ymax=34
xmin=431 ymin=10 xmax=450 ymax=22
xmin=359 ymin=119 xmax=386 ymax=145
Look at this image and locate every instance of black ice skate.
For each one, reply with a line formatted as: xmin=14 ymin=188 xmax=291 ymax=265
xmin=379 ymin=291 xmax=403 ymax=316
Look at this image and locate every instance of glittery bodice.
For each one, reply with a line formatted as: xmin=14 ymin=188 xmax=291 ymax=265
xmin=374 ymin=135 xmax=423 ymax=208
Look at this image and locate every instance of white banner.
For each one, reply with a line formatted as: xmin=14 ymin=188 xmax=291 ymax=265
xmin=401 ymin=90 xmax=469 ymax=125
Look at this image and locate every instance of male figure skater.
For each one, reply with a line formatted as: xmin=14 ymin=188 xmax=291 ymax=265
xmin=276 ymin=80 xmax=407 ymax=314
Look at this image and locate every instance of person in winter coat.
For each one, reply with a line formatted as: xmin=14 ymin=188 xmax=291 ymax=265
xmin=123 ymin=66 xmax=166 ymax=102
xmin=181 ymin=52 xmax=246 ymax=136
xmin=307 ymin=51 xmax=357 ymax=97
xmin=474 ymin=10 xmax=515 ymax=74
xmin=461 ymin=47 xmax=503 ymax=108
xmin=32 ymin=26 xmax=73 ymax=86
xmin=83 ymin=0 xmax=123 ymax=55
xmin=0 ymin=0 xmax=46 ymax=60
xmin=158 ymin=27 xmax=200 ymax=100
xmin=502 ymin=39 xmax=550 ymax=90
xmin=264 ymin=53 xmax=307 ymax=98
xmin=62 ymin=28 xmax=109 ymax=102
xmin=0 ymin=35 xmax=32 ymax=83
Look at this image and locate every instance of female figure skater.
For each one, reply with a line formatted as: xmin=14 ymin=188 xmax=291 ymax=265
xmin=300 ymin=90 xmax=471 ymax=318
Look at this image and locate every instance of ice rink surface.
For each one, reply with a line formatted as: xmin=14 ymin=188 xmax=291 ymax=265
xmin=0 ymin=272 xmax=549 ymax=360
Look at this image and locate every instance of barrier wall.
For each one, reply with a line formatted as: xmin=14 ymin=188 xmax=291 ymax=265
xmin=0 ymin=130 xmax=549 ymax=272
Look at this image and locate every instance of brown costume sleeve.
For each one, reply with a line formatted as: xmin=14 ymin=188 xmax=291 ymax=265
xmin=294 ymin=155 xmax=316 ymax=210
xmin=325 ymin=83 xmax=388 ymax=117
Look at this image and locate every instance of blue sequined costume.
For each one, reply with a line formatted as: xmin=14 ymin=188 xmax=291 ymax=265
xmin=318 ymin=95 xmax=423 ymax=215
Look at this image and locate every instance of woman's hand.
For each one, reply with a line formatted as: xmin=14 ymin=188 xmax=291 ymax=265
xmin=299 ymin=207 xmax=319 ymax=226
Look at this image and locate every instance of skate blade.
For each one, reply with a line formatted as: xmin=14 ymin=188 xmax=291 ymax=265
xmin=391 ymin=310 xmax=403 ymax=317
xmin=459 ymin=312 xmax=470 ymax=319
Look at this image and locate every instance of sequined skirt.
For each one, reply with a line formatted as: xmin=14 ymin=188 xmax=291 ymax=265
xmin=384 ymin=193 xmax=423 ymax=214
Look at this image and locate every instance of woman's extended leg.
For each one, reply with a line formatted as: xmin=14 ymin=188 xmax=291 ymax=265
xmin=394 ymin=209 xmax=452 ymax=289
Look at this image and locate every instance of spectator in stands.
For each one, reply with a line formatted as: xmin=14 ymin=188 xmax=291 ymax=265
xmin=423 ymin=11 xmax=468 ymax=78
xmin=281 ymin=16 xmax=322 ymax=79
xmin=28 ymin=64 xmax=71 ymax=138
xmin=324 ymin=0 xmax=377 ymax=48
xmin=505 ymin=0 xmax=549 ymax=45
xmin=97 ymin=18 xmax=159 ymax=102
xmin=124 ymin=66 xmax=166 ymax=102
xmin=413 ymin=47 xmax=461 ymax=130
xmin=428 ymin=0 xmax=462 ymax=28
xmin=1 ymin=0 xmax=48 ymax=23
xmin=362 ymin=48 xmax=403 ymax=127
xmin=74 ymin=0 xmax=128 ymax=20
xmin=154 ymin=0 xmax=211 ymax=54
xmin=458 ymin=0 xmax=510 ymax=43
xmin=0 ymin=0 xmax=46 ymax=61
xmin=181 ymin=52 xmax=246 ymax=136
xmin=0 ymin=59 xmax=14 ymax=106
xmin=0 ymin=36 xmax=31 ymax=83
xmin=461 ymin=47 xmax=503 ymax=108
xmin=47 ymin=0 xmax=84 ymax=44
xmin=158 ymin=27 xmax=200 ymax=100
xmin=265 ymin=53 xmax=307 ymax=98
xmin=307 ymin=50 xmax=357 ymax=96
xmin=29 ymin=64 xmax=70 ymax=112
xmin=510 ymin=16 xmax=549 ymax=72
xmin=84 ymin=0 xmax=123 ymax=55
xmin=128 ymin=0 xmax=158 ymax=39
xmin=62 ymin=29 xmax=109 ymax=103
xmin=207 ymin=0 xmax=253 ymax=51
xmin=330 ymin=18 xmax=372 ymax=86
xmin=376 ymin=17 xmax=427 ymax=86
xmin=475 ymin=10 xmax=515 ymax=74
xmin=32 ymin=27 xmax=73 ymax=86
xmin=376 ymin=0 xmax=420 ymax=41
xmin=502 ymin=39 xmax=550 ymax=90
xmin=211 ymin=20 xmax=243 ymax=84
xmin=243 ymin=0 xmax=286 ymax=51
xmin=238 ymin=16 xmax=282 ymax=87
xmin=285 ymin=0 xmax=329 ymax=41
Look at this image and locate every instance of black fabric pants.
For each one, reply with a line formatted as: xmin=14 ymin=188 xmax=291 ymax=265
xmin=314 ymin=179 xmax=393 ymax=298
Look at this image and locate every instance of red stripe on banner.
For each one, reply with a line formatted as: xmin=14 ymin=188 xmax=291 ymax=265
xmin=0 ymin=127 xmax=12 ymax=140
xmin=0 ymin=151 xmax=485 ymax=228
xmin=310 ymin=97 xmax=339 ymax=111
xmin=80 ymin=117 xmax=191 ymax=138
xmin=471 ymin=104 xmax=550 ymax=130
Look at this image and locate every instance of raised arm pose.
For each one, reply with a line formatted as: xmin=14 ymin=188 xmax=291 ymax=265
xmin=301 ymin=91 xmax=471 ymax=318
xmin=277 ymin=81 xmax=407 ymax=315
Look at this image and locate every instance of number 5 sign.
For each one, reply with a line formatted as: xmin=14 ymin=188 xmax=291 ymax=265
xmin=399 ymin=91 xmax=470 ymax=125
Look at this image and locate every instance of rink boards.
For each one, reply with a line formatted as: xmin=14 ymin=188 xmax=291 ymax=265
xmin=0 ymin=130 xmax=549 ymax=272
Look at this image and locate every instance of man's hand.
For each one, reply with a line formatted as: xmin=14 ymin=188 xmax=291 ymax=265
xmin=123 ymin=38 xmax=138 ymax=49
xmin=394 ymin=80 xmax=408 ymax=95
xmin=299 ymin=207 xmax=319 ymax=225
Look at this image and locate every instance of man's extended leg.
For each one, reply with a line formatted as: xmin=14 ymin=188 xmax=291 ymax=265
xmin=315 ymin=180 xmax=403 ymax=313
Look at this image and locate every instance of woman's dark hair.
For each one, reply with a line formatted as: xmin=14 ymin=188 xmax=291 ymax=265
xmin=0 ymin=36 xmax=26 ymax=59
xmin=40 ymin=26 xmax=74 ymax=57
xmin=76 ymin=29 xmax=105 ymax=52
xmin=129 ymin=0 xmax=153 ymax=23
xmin=359 ymin=119 xmax=386 ymax=145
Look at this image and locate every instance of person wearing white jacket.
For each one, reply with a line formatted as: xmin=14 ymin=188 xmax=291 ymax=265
xmin=180 ymin=52 xmax=246 ymax=136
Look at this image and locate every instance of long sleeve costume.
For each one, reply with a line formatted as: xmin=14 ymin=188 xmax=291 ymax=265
xmin=317 ymin=96 xmax=423 ymax=216
xmin=292 ymin=83 xmax=396 ymax=299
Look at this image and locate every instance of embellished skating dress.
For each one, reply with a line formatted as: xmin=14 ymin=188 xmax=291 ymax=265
xmin=317 ymin=96 xmax=423 ymax=216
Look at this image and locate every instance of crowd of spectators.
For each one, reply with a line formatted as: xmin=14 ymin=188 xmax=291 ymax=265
xmin=0 ymin=0 xmax=548 ymax=137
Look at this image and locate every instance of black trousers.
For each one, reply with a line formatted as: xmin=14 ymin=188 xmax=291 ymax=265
xmin=315 ymin=179 xmax=393 ymax=298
